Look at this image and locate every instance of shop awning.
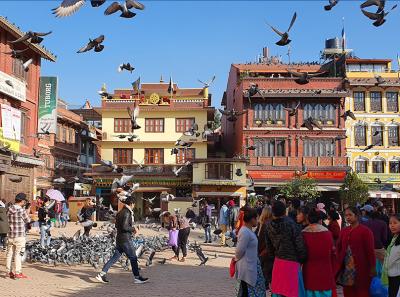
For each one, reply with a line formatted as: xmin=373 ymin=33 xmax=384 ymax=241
xmin=195 ymin=191 xmax=243 ymax=197
xmin=369 ymin=190 xmax=400 ymax=199
xmin=134 ymin=187 xmax=171 ymax=193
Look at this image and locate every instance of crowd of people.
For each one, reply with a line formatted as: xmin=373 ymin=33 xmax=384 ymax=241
xmin=232 ymin=198 xmax=400 ymax=297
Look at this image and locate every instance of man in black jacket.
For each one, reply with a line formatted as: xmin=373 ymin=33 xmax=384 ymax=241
xmin=96 ymin=196 xmax=148 ymax=284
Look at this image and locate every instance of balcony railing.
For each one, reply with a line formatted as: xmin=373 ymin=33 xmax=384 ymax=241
xmin=117 ymin=164 xmax=192 ymax=176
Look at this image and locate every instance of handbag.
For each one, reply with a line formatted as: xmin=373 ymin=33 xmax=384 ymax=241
xmin=337 ymin=246 xmax=356 ymax=286
xmin=230 ymin=258 xmax=236 ymax=278
xmin=168 ymin=229 xmax=179 ymax=247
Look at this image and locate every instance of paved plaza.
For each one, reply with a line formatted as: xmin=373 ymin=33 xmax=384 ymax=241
xmin=0 ymin=224 xmax=235 ymax=297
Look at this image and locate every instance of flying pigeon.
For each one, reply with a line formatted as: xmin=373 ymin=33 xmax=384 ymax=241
xmin=361 ymin=0 xmax=386 ymax=13
xmin=361 ymin=4 xmax=397 ymax=26
xmin=184 ymin=123 xmax=200 ymax=137
xmin=52 ymin=0 xmax=106 ymax=17
xmin=98 ymin=90 xmax=113 ymax=99
xmin=266 ymin=12 xmax=297 ymax=46
xmin=218 ymin=109 xmax=247 ymax=122
xmin=324 ymin=0 xmax=339 ymax=11
xmin=284 ymin=101 xmax=300 ymax=116
xmin=104 ymin=0 xmax=145 ymax=18
xmin=198 ymin=75 xmax=216 ymax=88
xmin=23 ymin=58 xmax=33 ymax=72
xmin=9 ymin=31 xmax=52 ymax=45
xmin=341 ymin=110 xmax=357 ymax=121
xmin=118 ymin=63 xmax=135 ymax=73
xmin=127 ymin=105 xmax=140 ymax=131
xmin=77 ymin=35 xmax=105 ymax=53
xmin=287 ymin=70 xmax=325 ymax=84
xmin=202 ymin=124 xmax=213 ymax=139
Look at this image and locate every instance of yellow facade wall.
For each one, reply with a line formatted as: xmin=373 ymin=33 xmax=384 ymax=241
xmin=102 ymin=110 xmax=208 ymax=143
xmin=100 ymin=109 xmax=208 ymax=164
xmin=192 ymin=161 xmax=248 ymax=186
xmin=101 ymin=142 xmax=207 ymax=165
xmin=345 ymin=66 xmax=400 ymax=182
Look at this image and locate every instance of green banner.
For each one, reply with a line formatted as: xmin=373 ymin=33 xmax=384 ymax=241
xmin=38 ymin=76 xmax=58 ymax=134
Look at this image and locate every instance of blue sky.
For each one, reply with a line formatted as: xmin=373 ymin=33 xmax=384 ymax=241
xmin=2 ymin=1 xmax=400 ymax=108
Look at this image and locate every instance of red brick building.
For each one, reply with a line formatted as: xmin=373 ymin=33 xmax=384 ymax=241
xmin=222 ymin=57 xmax=349 ymax=197
xmin=0 ymin=16 xmax=56 ymax=201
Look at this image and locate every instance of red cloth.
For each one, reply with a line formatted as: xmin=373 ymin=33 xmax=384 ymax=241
xmin=328 ymin=220 xmax=341 ymax=243
xmin=336 ymin=224 xmax=376 ymax=291
xmin=271 ymin=258 xmax=300 ymax=297
xmin=235 ymin=211 xmax=244 ymax=234
xmin=343 ymin=286 xmax=370 ymax=297
xmin=302 ymin=231 xmax=336 ymax=291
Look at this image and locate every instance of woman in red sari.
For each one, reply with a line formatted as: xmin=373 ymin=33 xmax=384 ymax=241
xmin=336 ymin=207 xmax=376 ymax=297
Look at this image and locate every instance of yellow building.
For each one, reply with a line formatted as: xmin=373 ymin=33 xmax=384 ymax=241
xmin=345 ymin=58 xmax=400 ymax=211
xmin=191 ymin=158 xmax=248 ymax=212
xmin=94 ymin=79 xmax=214 ymax=217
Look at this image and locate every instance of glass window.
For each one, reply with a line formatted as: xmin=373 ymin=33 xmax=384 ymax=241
xmin=254 ymin=138 xmax=286 ymax=157
xmin=387 ymin=92 xmax=399 ymax=112
xmin=355 ymin=160 xmax=368 ymax=173
xmin=303 ymin=103 xmax=336 ymax=124
xmin=303 ymin=139 xmax=335 ymax=157
xmin=388 ymin=126 xmax=399 ymax=146
xmin=113 ymin=148 xmax=133 ymax=164
xmin=355 ymin=125 xmax=367 ymax=146
xmin=176 ymin=148 xmax=195 ymax=164
xmin=62 ymin=127 xmax=67 ymax=142
xmin=372 ymin=160 xmax=385 ymax=173
xmin=114 ymin=118 xmax=131 ymax=133
xmin=176 ymin=118 xmax=195 ymax=133
xmin=390 ymin=161 xmax=400 ymax=173
xmin=252 ymin=103 xmax=285 ymax=123
xmin=370 ymin=92 xmax=382 ymax=111
xmin=353 ymin=92 xmax=365 ymax=111
xmin=145 ymin=118 xmax=164 ymax=133
xmin=205 ymin=163 xmax=233 ymax=180
xmin=254 ymin=104 xmax=263 ymax=120
xmin=371 ymin=125 xmax=383 ymax=145
xmin=347 ymin=64 xmax=361 ymax=72
xmin=145 ymin=148 xmax=164 ymax=164
xmin=360 ymin=64 xmax=374 ymax=72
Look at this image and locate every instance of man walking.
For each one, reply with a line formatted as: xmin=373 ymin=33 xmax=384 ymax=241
xmin=218 ymin=202 xmax=229 ymax=246
xmin=96 ymin=196 xmax=148 ymax=284
xmin=202 ymin=201 xmax=212 ymax=244
xmin=228 ymin=200 xmax=239 ymax=246
xmin=6 ymin=193 xmax=31 ymax=279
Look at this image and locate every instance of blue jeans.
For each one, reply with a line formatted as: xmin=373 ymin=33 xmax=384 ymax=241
xmin=40 ymin=223 xmax=51 ymax=247
xmin=102 ymin=241 xmax=140 ymax=277
xmin=204 ymin=225 xmax=211 ymax=242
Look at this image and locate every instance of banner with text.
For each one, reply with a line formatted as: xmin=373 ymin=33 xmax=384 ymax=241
xmin=38 ymin=76 xmax=58 ymax=134
xmin=1 ymin=104 xmax=21 ymax=141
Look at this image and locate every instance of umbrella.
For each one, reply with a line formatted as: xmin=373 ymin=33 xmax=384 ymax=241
xmin=46 ymin=189 xmax=65 ymax=202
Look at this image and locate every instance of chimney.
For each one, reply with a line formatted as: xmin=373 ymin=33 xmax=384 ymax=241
xmin=263 ymin=47 xmax=269 ymax=60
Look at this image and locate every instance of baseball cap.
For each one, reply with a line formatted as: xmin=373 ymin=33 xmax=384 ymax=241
xmin=361 ymin=205 xmax=374 ymax=213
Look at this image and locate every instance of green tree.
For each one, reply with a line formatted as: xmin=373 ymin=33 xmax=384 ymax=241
xmin=279 ymin=177 xmax=320 ymax=201
xmin=339 ymin=171 xmax=370 ymax=207
xmin=212 ymin=110 xmax=221 ymax=130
